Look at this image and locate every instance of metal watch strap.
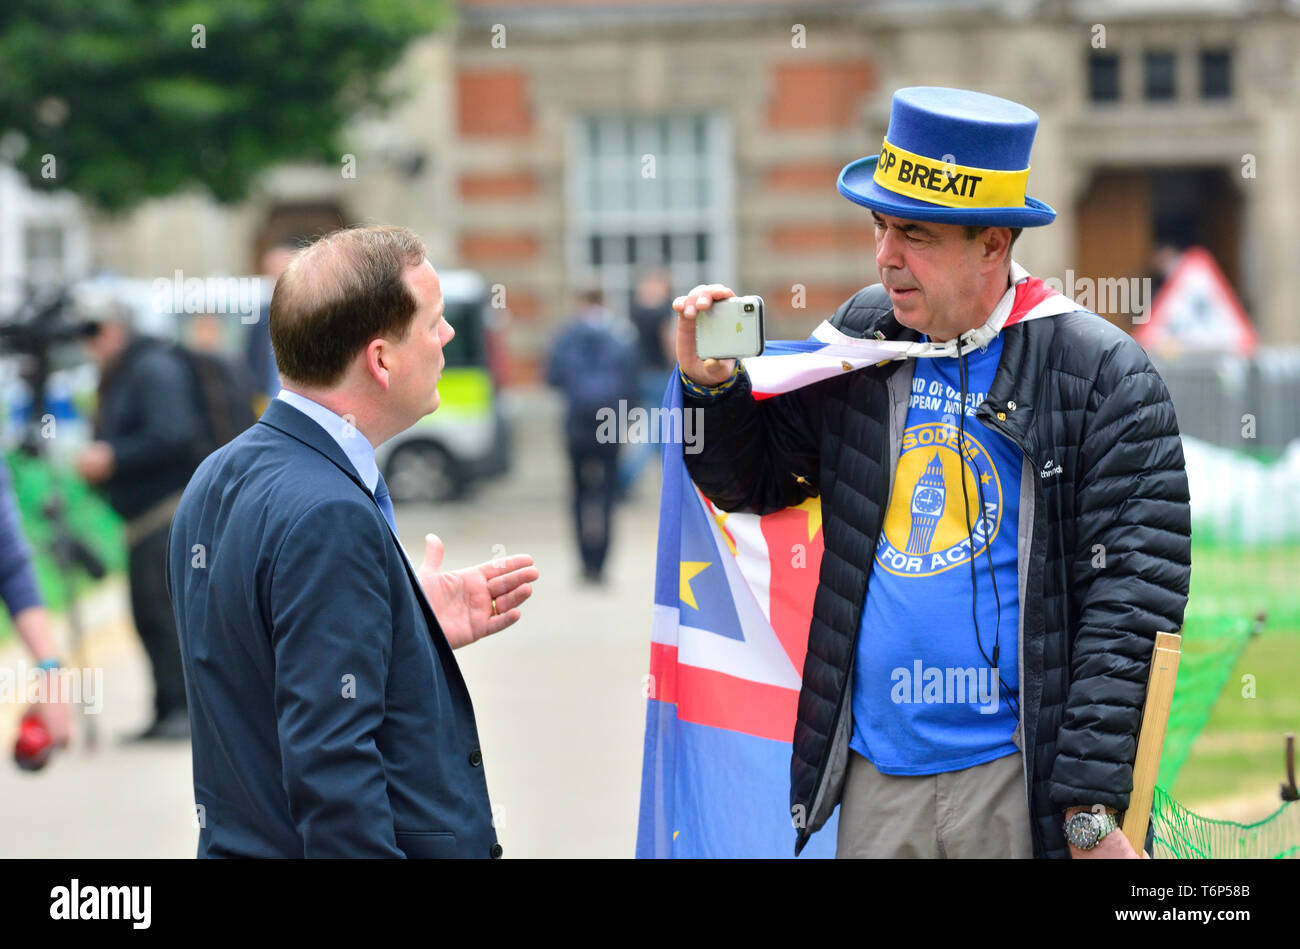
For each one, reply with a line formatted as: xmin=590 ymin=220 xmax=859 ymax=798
xmin=1065 ymin=806 xmax=1118 ymax=849
xmin=1092 ymin=809 xmax=1118 ymax=843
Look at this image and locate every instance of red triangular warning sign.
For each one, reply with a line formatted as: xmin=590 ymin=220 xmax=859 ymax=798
xmin=1135 ymin=247 xmax=1257 ymax=357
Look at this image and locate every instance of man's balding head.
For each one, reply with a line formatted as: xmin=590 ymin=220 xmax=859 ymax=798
xmin=269 ymin=225 xmax=426 ymax=388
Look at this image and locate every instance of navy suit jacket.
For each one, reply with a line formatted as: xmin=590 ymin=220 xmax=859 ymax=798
xmin=167 ymin=398 xmax=498 ymax=858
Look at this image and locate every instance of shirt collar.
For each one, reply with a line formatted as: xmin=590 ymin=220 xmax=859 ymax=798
xmin=275 ymin=388 xmax=380 ymax=494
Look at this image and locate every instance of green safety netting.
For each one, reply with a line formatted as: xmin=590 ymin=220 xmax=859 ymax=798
xmin=1152 ymin=785 xmax=1299 ymax=859
xmin=1147 ymin=532 xmax=1300 ymax=857
xmin=1157 ymin=613 xmax=1259 ymax=788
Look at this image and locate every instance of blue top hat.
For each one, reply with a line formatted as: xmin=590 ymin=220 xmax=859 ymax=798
xmin=838 ymin=87 xmax=1056 ymax=227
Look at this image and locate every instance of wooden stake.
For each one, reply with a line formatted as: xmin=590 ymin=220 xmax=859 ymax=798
xmin=1121 ymin=630 xmax=1182 ymax=855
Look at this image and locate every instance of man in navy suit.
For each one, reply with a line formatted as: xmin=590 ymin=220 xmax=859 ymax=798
xmin=167 ymin=225 xmax=539 ymax=858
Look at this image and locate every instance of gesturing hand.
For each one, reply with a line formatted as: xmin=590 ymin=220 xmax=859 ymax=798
xmin=417 ymin=534 xmax=539 ymax=649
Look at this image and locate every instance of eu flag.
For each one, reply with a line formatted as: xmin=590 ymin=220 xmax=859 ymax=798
xmin=635 ymin=355 xmax=838 ymax=858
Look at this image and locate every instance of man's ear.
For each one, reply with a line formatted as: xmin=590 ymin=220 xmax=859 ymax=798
xmin=364 ymin=338 xmax=391 ymax=391
xmin=981 ymin=227 xmax=1012 ymax=268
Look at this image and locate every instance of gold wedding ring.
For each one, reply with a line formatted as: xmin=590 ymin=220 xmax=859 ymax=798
xmin=491 ymin=598 xmax=499 ymax=617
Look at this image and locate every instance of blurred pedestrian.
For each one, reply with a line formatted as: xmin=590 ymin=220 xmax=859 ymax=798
xmin=546 ymin=287 xmax=639 ymax=584
xmin=245 ymin=240 xmax=299 ymax=411
xmin=187 ymin=312 xmax=226 ymax=354
xmin=618 ymin=269 xmax=676 ymax=495
xmin=1147 ymin=244 xmax=1181 ymax=302
xmin=77 ymin=307 xmax=202 ymax=741
xmin=0 ymin=460 xmax=73 ymax=746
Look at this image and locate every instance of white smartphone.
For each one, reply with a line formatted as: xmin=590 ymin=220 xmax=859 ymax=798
xmin=695 ymin=295 xmax=765 ymax=359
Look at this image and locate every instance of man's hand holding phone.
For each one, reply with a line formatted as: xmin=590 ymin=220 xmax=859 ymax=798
xmin=673 ymin=283 xmax=738 ymax=386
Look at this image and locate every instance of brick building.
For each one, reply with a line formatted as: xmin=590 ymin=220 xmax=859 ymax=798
xmin=68 ymin=1 xmax=1300 ymax=383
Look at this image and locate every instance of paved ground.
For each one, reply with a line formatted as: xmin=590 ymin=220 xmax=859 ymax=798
xmin=0 ymin=389 xmax=660 ymax=858
xmin=5 ymin=388 xmax=1280 ymax=857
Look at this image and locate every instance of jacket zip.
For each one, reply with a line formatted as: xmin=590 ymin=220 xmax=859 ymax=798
xmin=974 ymin=400 xmax=1044 ymax=858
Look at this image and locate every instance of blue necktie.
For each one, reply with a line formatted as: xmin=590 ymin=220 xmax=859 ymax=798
xmin=373 ymin=471 xmax=399 ymax=536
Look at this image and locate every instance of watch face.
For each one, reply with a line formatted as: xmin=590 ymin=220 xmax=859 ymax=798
xmin=1065 ymin=813 xmax=1100 ymax=849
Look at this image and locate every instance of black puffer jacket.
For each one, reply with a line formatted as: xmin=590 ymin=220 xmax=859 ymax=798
xmin=683 ymin=282 xmax=1192 ymax=858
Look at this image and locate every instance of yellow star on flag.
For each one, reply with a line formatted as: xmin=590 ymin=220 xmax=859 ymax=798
xmin=679 ymin=561 xmax=711 ymax=610
xmin=791 ymin=495 xmax=823 ymax=541
xmin=711 ymin=509 xmax=737 ymax=556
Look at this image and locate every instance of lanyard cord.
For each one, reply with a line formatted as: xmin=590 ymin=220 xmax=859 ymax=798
xmin=954 ymin=336 xmax=1020 ymax=722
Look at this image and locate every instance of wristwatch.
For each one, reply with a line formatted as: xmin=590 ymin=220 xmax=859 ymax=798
xmin=1063 ymin=804 xmax=1119 ymax=850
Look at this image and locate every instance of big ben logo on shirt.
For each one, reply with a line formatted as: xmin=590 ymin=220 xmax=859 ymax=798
xmin=877 ymin=421 xmax=1004 ymax=577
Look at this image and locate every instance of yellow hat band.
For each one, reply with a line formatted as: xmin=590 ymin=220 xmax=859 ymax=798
xmin=872 ymin=137 xmax=1030 ymax=210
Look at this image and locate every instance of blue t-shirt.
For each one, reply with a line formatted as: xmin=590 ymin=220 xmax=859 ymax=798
xmin=849 ymin=334 xmax=1022 ymax=775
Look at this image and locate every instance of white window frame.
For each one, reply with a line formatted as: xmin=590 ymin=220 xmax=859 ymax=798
xmin=566 ymin=111 xmax=733 ymax=318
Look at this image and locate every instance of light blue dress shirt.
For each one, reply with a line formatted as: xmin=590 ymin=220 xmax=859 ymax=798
xmin=275 ymin=388 xmax=380 ymax=494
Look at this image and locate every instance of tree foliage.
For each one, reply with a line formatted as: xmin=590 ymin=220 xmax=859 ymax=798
xmin=0 ymin=0 xmax=449 ymax=210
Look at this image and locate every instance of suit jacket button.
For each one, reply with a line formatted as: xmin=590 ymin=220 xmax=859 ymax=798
xmin=469 ymin=749 xmax=483 ymax=767
xmin=490 ymin=843 xmax=503 ymax=858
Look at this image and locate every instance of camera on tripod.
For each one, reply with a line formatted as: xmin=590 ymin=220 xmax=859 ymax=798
xmin=0 ymin=286 xmax=100 ymax=457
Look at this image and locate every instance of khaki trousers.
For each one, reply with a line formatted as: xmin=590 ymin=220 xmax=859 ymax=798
xmin=835 ymin=749 xmax=1033 ymax=858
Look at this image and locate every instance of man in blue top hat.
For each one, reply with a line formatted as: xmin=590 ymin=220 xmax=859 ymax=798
xmin=674 ymin=88 xmax=1191 ymax=858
